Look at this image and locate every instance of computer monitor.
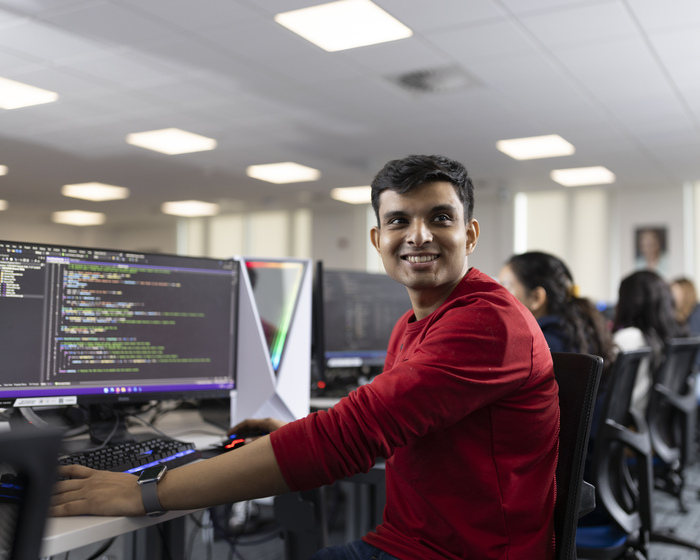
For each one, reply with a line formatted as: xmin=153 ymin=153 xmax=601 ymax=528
xmin=0 ymin=240 xmax=238 ymax=433
xmin=232 ymin=257 xmax=311 ymax=424
xmin=319 ymin=266 xmax=412 ymax=370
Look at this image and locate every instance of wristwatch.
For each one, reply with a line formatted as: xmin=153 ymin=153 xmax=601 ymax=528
xmin=137 ymin=464 xmax=168 ymax=517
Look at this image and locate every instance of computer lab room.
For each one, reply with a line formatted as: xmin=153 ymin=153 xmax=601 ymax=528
xmin=1 ymin=1 xmax=700 ymax=559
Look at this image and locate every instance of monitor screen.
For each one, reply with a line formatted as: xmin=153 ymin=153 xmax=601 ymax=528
xmin=321 ymin=268 xmax=412 ymax=368
xmin=0 ymin=240 xmax=238 ymax=408
xmin=244 ymin=259 xmax=307 ymax=373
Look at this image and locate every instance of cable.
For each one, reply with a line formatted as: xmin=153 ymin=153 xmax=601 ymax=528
xmin=84 ymin=538 xmax=116 ymax=560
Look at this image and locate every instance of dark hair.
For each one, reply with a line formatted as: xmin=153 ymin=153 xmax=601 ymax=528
xmin=370 ymin=155 xmax=474 ymax=225
xmin=614 ymin=270 xmax=685 ymax=347
xmin=506 ymin=251 xmax=615 ymax=368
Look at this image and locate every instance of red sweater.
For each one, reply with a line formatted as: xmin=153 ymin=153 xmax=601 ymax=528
xmin=271 ymin=268 xmax=559 ymax=559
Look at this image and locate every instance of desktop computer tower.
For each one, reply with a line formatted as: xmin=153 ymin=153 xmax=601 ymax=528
xmin=231 ymin=257 xmax=312 ymax=425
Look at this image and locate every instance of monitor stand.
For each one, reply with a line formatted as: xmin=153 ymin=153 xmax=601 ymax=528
xmin=85 ymin=404 xmax=133 ymax=444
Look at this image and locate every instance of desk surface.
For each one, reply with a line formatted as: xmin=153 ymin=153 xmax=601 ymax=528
xmin=42 ymin=508 xmax=198 ymax=557
xmin=41 ymin=408 xmax=225 ymax=557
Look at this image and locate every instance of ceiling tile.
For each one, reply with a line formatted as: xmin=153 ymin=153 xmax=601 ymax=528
xmin=519 ymin=1 xmax=638 ymax=49
xmin=39 ymin=1 xmax=175 ymax=47
xmin=377 ymin=0 xmax=504 ymax=31
xmin=0 ymin=18 xmax=104 ymax=60
xmin=117 ymin=0 xmax=258 ymax=30
xmin=427 ymin=18 xmax=542 ymax=62
xmin=628 ymin=0 xmax=700 ymax=31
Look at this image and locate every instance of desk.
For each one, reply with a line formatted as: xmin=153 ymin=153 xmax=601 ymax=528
xmin=42 ymin=509 xmax=197 ymax=558
xmin=41 ymin=408 xmax=223 ymax=559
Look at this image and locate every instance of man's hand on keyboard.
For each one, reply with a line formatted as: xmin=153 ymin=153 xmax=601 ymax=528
xmin=51 ymin=465 xmax=145 ymax=517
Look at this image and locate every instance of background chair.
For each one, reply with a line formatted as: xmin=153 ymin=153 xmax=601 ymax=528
xmin=646 ymin=336 xmax=700 ymax=512
xmin=0 ymin=427 xmax=62 ymax=560
xmin=576 ymin=347 xmax=700 ymax=559
xmin=552 ymin=352 xmax=603 ymax=560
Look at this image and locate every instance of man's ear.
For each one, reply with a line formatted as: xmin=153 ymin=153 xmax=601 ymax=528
xmin=370 ymin=226 xmax=381 ymax=253
xmin=465 ymin=219 xmax=480 ymax=255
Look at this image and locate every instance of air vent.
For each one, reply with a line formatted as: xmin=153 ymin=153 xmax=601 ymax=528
xmin=389 ymin=65 xmax=477 ymax=94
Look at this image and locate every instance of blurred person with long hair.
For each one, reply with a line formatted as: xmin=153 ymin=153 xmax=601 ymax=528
xmin=613 ymin=270 xmax=686 ymax=413
xmin=499 ymin=251 xmax=615 ymax=375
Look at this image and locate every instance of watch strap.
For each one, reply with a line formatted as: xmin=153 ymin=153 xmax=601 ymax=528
xmin=140 ymin=479 xmax=166 ymax=517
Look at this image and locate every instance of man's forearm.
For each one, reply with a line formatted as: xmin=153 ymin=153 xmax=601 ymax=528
xmin=158 ymin=435 xmax=291 ymax=510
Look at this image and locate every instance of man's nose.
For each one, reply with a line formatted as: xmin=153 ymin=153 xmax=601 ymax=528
xmin=407 ymin=220 xmax=433 ymax=246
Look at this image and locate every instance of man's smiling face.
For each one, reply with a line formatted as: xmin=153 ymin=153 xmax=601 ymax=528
xmin=370 ymin=181 xmax=478 ymax=313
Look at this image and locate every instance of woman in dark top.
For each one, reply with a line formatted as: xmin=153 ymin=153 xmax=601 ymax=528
xmin=499 ymin=251 xmax=615 ymax=367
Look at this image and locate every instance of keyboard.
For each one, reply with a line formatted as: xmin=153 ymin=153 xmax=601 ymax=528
xmin=59 ymin=437 xmax=202 ymax=475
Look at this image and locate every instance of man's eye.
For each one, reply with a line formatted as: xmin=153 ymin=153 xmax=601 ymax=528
xmin=433 ymin=214 xmax=451 ymax=222
xmin=387 ymin=217 xmax=407 ymax=225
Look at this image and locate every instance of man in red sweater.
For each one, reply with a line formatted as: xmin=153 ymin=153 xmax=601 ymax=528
xmin=53 ymin=155 xmax=559 ymax=560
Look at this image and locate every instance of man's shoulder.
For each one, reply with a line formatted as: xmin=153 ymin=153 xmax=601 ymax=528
xmin=453 ymin=268 xmax=525 ymax=312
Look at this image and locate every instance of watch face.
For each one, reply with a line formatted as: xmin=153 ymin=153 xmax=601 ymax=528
xmin=138 ymin=465 xmax=167 ymax=484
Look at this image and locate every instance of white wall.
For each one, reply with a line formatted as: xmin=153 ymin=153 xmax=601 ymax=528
xmin=0 ymin=216 xmax=177 ymax=254
xmin=1 ymin=181 xmax=696 ymax=305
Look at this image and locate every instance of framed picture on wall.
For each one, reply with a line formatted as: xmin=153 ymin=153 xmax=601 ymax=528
xmin=635 ymin=226 xmax=668 ymax=275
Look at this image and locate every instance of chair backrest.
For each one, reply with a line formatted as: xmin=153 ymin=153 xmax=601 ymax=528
xmin=647 ymin=336 xmax=700 ymax=467
xmin=592 ymin=348 xmax=654 ymax=536
xmin=551 ymin=352 xmax=603 ymax=560
xmin=0 ymin=427 xmax=62 ymax=560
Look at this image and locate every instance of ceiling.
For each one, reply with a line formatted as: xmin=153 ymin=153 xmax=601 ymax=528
xmin=0 ymin=0 xmax=699 ymax=228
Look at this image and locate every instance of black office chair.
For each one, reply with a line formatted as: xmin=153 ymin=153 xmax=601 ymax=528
xmin=551 ymin=352 xmax=603 ymax=560
xmin=646 ymin=336 xmax=700 ymax=512
xmin=576 ymin=347 xmax=700 ymax=559
xmin=0 ymin=427 xmax=62 ymax=560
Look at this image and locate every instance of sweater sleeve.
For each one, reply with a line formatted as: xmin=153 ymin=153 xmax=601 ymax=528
xmin=271 ymin=292 xmax=540 ymax=492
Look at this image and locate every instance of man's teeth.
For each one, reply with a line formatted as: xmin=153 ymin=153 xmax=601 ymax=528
xmin=406 ymin=255 xmax=438 ymax=263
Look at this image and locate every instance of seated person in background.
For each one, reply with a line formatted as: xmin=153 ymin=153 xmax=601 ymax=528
xmin=52 ymin=155 xmax=560 ymax=560
xmin=613 ymin=270 xmax=687 ymax=414
xmin=671 ymin=277 xmax=700 ymax=336
xmin=498 ymin=251 xmax=615 ymax=368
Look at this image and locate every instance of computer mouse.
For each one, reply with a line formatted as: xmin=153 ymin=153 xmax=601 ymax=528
xmin=218 ymin=430 xmax=269 ymax=452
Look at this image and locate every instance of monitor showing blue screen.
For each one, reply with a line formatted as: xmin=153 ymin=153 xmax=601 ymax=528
xmin=0 ymin=240 xmax=238 ymax=408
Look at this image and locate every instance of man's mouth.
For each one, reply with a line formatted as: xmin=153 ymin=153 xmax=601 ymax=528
xmin=404 ymin=254 xmax=439 ymax=264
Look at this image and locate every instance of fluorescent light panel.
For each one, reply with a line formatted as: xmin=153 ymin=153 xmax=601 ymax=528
xmin=331 ymin=186 xmax=371 ymax=204
xmin=496 ymin=134 xmax=575 ymax=160
xmin=161 ymin=200 xmax=220 ymax=217
xmin=550 ymin=166 xmax=616 ymax=187
xmin=52 ymin=210 xmax=106 ymax=226
xmin=246 ymin=162 xmax=321 ymax=184
xmin=0 ymin=76 xmax=58 ymax=110
xmin=62 ymin=182 xmax=130 ymax=202
xmin=126 ymin=128 xmax=217 ymax=155
xmin=0 ymin=165 xmax=7 ymax=176
xmin=275 ymin=0 xmax=412 ymax=52
xmin=0 ymin=200 xmax=7 ymax=211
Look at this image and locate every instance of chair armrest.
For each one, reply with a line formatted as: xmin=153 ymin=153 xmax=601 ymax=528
xmin=579 ymin=481 xmax=596 ymax=518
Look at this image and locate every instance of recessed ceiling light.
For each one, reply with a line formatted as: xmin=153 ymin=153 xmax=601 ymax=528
xmin=52 ymin=210 xmax=106 ymax=226
xmin=0 ymin=76 xmax=59 ymax=110
xmin=274 ymin=0 xmax=412 ymax=52
xmin=550 ymin=166 xmax=616 ymax=187
xmin=0 ymin=200 xmax=7 ymax=211
xmin=246 ymin=162 xmax=321 ymax=184
xmin=61 ymin=182 xmax=130 ymax=202
xmin=161 ymin=200 xmax=220 ymax=217
xmin=125 ymin=128 xmax=217 ymax=155
xmin=496 ymin=134 xmax=575 ymax=160
xmin=331 ymin=186 xmax=371 ymax=204
xmin=0 ymin=165 xmax=7 ymax=176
